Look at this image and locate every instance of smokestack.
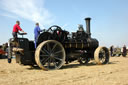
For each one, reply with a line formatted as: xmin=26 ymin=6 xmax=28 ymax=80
xmin=85 ymin=17 xmax=91 ymax=37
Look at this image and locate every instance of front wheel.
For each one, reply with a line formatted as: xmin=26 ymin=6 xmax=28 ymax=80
xmin=94 ymin=47 xmax=109 ymax=64
xmin=35 ymin=40 xmax=66 ymax=70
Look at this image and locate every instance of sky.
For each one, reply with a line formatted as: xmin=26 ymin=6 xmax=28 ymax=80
xmin=0 ymin=0 xmax=128 ymax=47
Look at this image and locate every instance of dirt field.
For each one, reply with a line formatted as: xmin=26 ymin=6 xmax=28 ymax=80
xmin=0 ymin=56 xmax=128 ymax=85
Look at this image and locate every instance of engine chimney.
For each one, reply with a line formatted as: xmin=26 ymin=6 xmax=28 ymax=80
xmin=85 ymin=17 xmax=91 ymax=37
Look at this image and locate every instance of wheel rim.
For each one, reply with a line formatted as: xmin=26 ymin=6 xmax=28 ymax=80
xmin=94 ymin=47 xmax=109 ymax=64
xmin=35 ymin=40 xmax=65 ymax=70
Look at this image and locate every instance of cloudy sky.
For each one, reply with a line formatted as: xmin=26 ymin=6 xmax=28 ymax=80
xmin=0 ymin=0 xmax=128 ymax=47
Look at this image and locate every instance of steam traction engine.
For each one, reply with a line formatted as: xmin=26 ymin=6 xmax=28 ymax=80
xmin=8 ymin=18 xmax=109 ymax=70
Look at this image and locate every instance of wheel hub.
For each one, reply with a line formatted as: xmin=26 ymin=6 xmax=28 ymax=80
xmin=50 ymin=53 xmax=54 ymax=58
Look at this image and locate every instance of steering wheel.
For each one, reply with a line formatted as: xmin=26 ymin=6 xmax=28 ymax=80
xmin=48 ymin=25 xmax=68 ymax=42
xmin=47 ymin=25 xmax=62 ymax=33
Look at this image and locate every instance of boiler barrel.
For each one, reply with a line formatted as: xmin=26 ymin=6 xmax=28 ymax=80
xmin=64 ymin=38 xmax=99 ymax=50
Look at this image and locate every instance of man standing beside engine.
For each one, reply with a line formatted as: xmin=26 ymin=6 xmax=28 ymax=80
xmin=34 ymin=23 xmax=42 ymax=48
xmin=122 ymin=45 xmax=127 ymax=57
xmin=110 ymin=45 xmax=114 ymax=57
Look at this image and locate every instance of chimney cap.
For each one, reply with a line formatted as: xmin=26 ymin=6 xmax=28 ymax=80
xmin=85 ymin=17 xmax=91 ymax=20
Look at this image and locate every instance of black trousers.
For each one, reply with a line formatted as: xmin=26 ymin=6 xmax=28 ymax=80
xmin=12 ymin=32 xmax=17 ymax=41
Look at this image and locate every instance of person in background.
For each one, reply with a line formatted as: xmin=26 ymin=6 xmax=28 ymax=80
xmin=110 ymin=45 xmax=114 ymax=57
xmin=12 ymin=21 xmax=27 ymax=40
xmin=34 ymin=23 xmax=42 ymax=48
xmin=122 ymin=45 xmax=127 ymax=57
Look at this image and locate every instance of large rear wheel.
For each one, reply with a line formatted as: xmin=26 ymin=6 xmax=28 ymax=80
xmin=35 ymin=40 xmax=65 ymax=70
xmin=94 ymin=47 xmax=109 ymax=64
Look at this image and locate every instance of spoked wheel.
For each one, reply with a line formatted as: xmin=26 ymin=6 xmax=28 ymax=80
xmin=35 ymin=40 xmax=66 ymax=70
xmin=94 ymin=47 xmax=109 ymax=64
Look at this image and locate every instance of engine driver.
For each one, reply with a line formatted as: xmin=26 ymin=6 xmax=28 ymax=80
xmin=34 ymin=23 xmax=42 ymax=48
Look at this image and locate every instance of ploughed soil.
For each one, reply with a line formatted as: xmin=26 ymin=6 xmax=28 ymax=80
xmin=0 ymin=56 xmax=128 ymax=85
